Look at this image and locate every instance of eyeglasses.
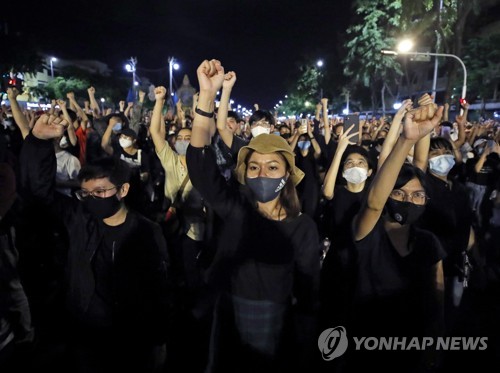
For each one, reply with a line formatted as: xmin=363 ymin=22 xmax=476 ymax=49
xmin=250 ymin=120 xmax=271 ymax=128
xmin=75 ymin=185 xmax=122 ymax=201
xmin=344 ymin=159 xmax=368 ymax=169
xmin=390 ymin=189 xmax=429 ymax=205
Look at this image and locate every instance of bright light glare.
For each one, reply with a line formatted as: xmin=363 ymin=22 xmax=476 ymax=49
xmin=317 ymin=60 xmax=324 ymax=67
xmin=125 ymin=64 xmax=132 ymax=72
xmin=173 ymin=63 xmax=180 ymax=70
xmin=51 ymin=57 xmax=57 ymax=62
xmin=100 ymin=98 xmax=105 ymax=103
xmin=393 ymin=102 xmax=402 ymax=110
xmin=397 ymin=39 xmax=414 ymax=53
xmin=342 ymin=108 xmax=349 ymax=115
xmin=134 ymin=81 xmax=139 ymax=86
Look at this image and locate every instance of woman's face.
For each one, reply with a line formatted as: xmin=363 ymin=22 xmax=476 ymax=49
xmin=389 ymin=177 xmax=427 ymax=206
xmin=343 ymin=153 xmax=370 ymax=173
xmin=428 ymin=146 xmax=453 ymax=159
xmin=246 ymin=152 xmax=287 ymax=179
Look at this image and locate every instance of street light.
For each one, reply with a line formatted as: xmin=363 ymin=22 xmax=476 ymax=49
xmin=381 ymin=48 xmax=467 ymax=112
xmin=168 ymin=57 xmax=180 ymax=96
xmin=100 ymin=97 xmax=105 ymax=113
xmin=316 ymin=59 xmax=324 ymax=68
xmin=50 ymin=57 xmax=57 ymax=78
xmin=316 ymin=59 xmax=324 ymax=99
xmin=125 ymin=57 xmax=137 ymax=97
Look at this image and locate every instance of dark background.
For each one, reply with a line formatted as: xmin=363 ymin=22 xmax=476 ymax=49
xmin=3 ymin=0 xmax=353 ymax=109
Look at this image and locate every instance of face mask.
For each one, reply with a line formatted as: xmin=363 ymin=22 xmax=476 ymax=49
xmin=174 ymin=140 xmax=189 ymax=155
xmin=113 ymin=122 xmax=122 ymax=131
xmin=450 ymin=131 xmax=459 ymax=142
xmin=119 ymin=138 xmax=133 ymax=148
xmin=377 ymin=138 xmax=385 ymax=146
xmin=251 ymin=126 xmax=271 ymax=138
xmin=281 ymin=133 xmax=291 ymax=140
xmin=386 ymin=198 xmax=425 ymax=226
xmin=361 ymin=140 xmax=372 ymax=147
xmin=273 ymin=131 xmax=280 ymax=136
xmin=246 ymin=176 xmax=287 ymax=203
xmin=297 ymin=141 xmax=311 ymax=151
xmin=342 ymin=167 xmax=368 ymax=184
xmin=429 ymin=154 xmax=455 ymax=176
xmin=59 ymin=136 xmax=68 ymax=148
xmin=3 ymin=119 xmax=13 ymax=128
xmin=82 ymin=194 xmax=122 ymax=219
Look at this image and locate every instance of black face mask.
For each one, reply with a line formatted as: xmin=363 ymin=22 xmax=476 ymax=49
xmin=377 ymin=138 xmax=385 ymax=146
xmin=386 ymin=198 xmax=425 ymax=225
xmin=361 ymin=140 xmax=372 ymax=147
xmin=82 ymin=195 xmax=122 ymax=219
xmin=281 ymin=133 xmax=291 ymax=140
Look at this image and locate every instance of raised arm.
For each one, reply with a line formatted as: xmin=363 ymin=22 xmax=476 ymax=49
xmin=6 ymin=88 xmax=30 ymax=139
xmin=216 ymin=71 xmax=237 ymax=149
xmin=87 ymin=86 xmax=101 ymax=118
xmin=322 ymin=124 xmax=357 ymax=200
xmin=57 ymin=99 xmax=78 ymax=146
xmin=150 ymin=86 xmax=168 ymax=152
xmin=130 ymin=90 xmax=145 ymax=134
xmin=354 ymin=106 xmax=444 ymax=241
xmin=101 ymin=120 xmax=115 ymax=155
xmin=378 ymin=99 xmax=413 ymax=168
xmin=67 ymin=92 xmax=89 ymax=126
xmin=190 ymin=59 xmax=225 ymax=148
xmin=308 ymin=121 xmax=321 ymax=159
xmin=321 ymin=98 xmax=331 ymax=145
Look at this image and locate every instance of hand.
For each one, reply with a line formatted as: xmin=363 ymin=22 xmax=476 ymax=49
xmin=56 ymin=99 xmax=67 ymax=109
xmin=321 ymin=98 xmax=328 ymax=107
xmin=307 ymin=122 xmax=314 ymax=136
xmin=6 ymin=87 xmax=19 ymax=100
xmin=254 ymin=103 xmax=259 ymax=111
xmin=87 ymin=87 xmax=95 ymax=96
xmin=119 ymin=101 xmax=125 ymax=110
xmin=51 ymin=99 xmax=56 ymax=107
xmin=316 ymin=103 xmax=322 ymax=112
xmin=139 ymin=90 xmax=146 ymax=101
xmin=396 ymin=99 xmax=413 ymax=118
xmin=402 ymin=106 xmax=444 ymax=142
xmin=66 ymin=92 xmax=75 ymax=100
xmin=298 ymin=124 xmax=308 ymax=135
xmin=455 ymin=113 xmax=467 ymax=127
xmin=338 ymin=124 xmax=358 ymax=150
xmin=222 ymin=71 xmax=237 ymax=89
xmin=127 ymin=102 xmax=134 ymax=108
xmin=196 ymin=59 xmax=224 ymax=96
xmin=32 ymin=114 xmax=67 ymax=140
xmin=105 ymin=108 xmax=112 ymax=116
xmin=154 ymin=86 xmax=167 ymax=101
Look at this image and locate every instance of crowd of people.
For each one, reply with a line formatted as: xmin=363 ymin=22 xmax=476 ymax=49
xmin=0 ymin=58 xmax=499 ymax=372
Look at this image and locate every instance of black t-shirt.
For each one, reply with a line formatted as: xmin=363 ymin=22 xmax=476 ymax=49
xmin=86 ymin=220 xmax=128 ymax=329
xmin=418 ymin=173 xmax=473 ymax=276
xmin=466 ymin=154 xmax=500 ymax=186
xmin=352 ymin=219 xmax=445 ymax=336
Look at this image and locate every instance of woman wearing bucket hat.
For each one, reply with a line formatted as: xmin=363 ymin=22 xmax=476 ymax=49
xmin=186 ymin=59 xmax=320 ymax=372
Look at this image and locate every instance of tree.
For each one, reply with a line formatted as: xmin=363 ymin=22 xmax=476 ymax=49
xmin=281 ymin=63 xmax=323 ymax=116
xmin=343 ymin=0 xmax=403 ymax=114
xmin=463 ymin=34 xmax=500 ymax=113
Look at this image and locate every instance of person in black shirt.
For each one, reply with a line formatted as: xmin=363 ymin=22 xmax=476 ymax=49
xmin=19 ymin=114 xmax=170 ymax=372
xmin=351 ymin=106 xmax=446 ymax=371
xmin=187 ymin=59 xmax=320 ymax=372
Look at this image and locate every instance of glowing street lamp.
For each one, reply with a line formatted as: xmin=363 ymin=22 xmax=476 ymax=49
xmin=316 ymin=59 xmax=324 ymax=68
xmin=168 ymin=57 xmax=180 ymax=96
xmin=125 ymin=57 xmax=137 ymax=94
xmin=50 ymin=57 xmax=57 ymax=78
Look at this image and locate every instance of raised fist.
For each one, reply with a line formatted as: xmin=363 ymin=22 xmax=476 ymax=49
xmin=154 ymin=86 xmax=167 ymax=101
xmin=87 ymin=87 xmax=96 ymax=95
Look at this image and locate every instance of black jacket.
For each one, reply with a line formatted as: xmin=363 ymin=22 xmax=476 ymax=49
xmin=20 ymin=133 xmax=170 ymax=342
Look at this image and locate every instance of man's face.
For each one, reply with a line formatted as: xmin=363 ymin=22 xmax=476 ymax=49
xmin=226 ymin=117 xmax=238 ymax=133
xmin=176 ymin=129 xmax=191 ymax=143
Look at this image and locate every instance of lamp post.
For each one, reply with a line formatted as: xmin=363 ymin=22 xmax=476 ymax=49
xmin=50 ymin=57 xmax=57 ymax=78
xmin=125 ymin=57 xmax=137 ymax=98
xmin=100 ymin=97 xmax=105 ymax=113
xmin=381 ymin=48 xmax=467 ymax=113
xmin=316 ymin=59 xmax=324 ymax=99
xmin=168 ymin=57 xmax=180 ymax=96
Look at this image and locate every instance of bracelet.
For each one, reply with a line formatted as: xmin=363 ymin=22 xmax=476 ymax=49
xmin=195 ymin=106 xmax=214 ymax=118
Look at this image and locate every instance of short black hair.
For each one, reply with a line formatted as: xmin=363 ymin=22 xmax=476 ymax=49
xmin=341 ymin=145 xmax=374 ymax=170
xmin=227 ymin=110 xmax=241 ymax=122
xmin=249 ymin=110 xmax=275 ymax=126
xmin=77 ymin=157 xmax=131 ymax=186
xmin=394 ymin=163 xmax=427 ymax=192
xmin=105 ymin=113 xmax=129 ymax=128
xmin=430 ymin=137 xmax=454 ymax=152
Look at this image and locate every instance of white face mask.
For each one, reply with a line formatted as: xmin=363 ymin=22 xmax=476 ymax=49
xmin=450 ymin=131 xmax=459 ymax=142
xmin=119 ymin=138 xmax=133 ymax=148
xmin=429 ymin=154 xmax=455 ymax=176
xmin=174 ymin=140 xmax=189 ymax=155
xmin=342 ymin=167 xmax=368 ymax=184
xmin=251 ymin=126 xmax=271 ymax=138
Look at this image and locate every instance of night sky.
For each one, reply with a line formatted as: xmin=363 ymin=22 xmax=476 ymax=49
xmin=5 ymin=0 xmax=353 ymax=109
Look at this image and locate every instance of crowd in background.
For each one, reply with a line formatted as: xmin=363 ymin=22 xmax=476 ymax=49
xmin=0 ymin=58 xmax=499 ymax=373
